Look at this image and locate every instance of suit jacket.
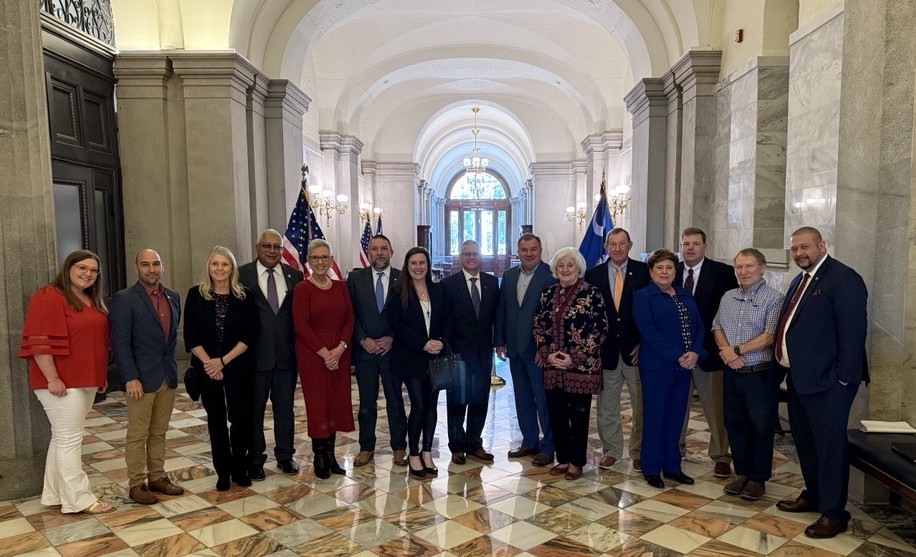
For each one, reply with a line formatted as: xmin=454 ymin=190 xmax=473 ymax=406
xmin=238 ymin=261 xmax=303 ymax=371
xmin=583 ymin=258 xmax=650 ymax=369
xmin=183 ymin=286 xmax=259 ymax=373
xmin=109 ymin=282 xmax=181 ymax=392
xmin=777 ymin=255 xmax=868 ymax=395
xmin=633 ymin=283 xmax=708 ymax=372
xmin=347 ymin=266 xmax=401 ymax=361
xmin=494 ymin=262 xmax=556 ymax=360
xmin=441 ymin=270 xmax=500 ymax=371
xmin=676 ymin=258 xmax=737 ymax=371
xmin=386 ymin=282 xmax=449 ymax=380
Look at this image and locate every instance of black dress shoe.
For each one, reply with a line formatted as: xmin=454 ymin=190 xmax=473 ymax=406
xmin=216 ymin=476 xmax=231 ymax=491
xmin=277 ymin=460 xmax=299 ymax=475
xmin=645 ymin=474 xmax=665 ymax=489
xmin=248 ymin=467 xmax=266 ymax=482
xmin=508 ymin=447 xmax=536 ymax=458
xmin=777 ymin=497 xmax=817 ymax=513
xmin=805 ymin=515 xmax=848 ymax=538
xmin=666 ymin=472 xmax=694 ymax=485
xmin=313 ymin=452 xmax=331 ymax=480
xmin=233 ymin=472 xmax=252 ymax=487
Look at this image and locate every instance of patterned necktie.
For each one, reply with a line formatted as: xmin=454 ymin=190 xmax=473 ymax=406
xmin=684 ymin=267 xmax=695 ymax=293
xmin=470 ymin=277 xmax=481 ymax=318
xmin=375 ymin=272 xmax=385 ymax=313
xmin=266 ymin=268 xmax=280 ymax=314
xmin=613 ymin=265 xmax=624 ymax=312
xmin=775 ymin=272 xmax=811 ymax=362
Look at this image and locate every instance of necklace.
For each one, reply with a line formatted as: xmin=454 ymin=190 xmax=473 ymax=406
xmin=309 ymin=275 xmax=332 ymax=289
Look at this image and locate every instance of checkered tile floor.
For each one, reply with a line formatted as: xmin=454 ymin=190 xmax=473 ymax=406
xmin=2 ymin=360 xmax=915 ymax=557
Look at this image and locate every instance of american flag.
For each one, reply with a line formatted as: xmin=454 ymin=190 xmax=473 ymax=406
xmin=375 ymin=213 xmax=383 ymax=235
xmin=281 ymin=189 xmax=343 ymax=280
xmin=358 ymin=219 xmax=372 ymax=268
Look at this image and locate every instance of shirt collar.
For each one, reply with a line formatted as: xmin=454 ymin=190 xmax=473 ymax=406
xmin=608 ymin=258 xmax=628 ymax=272
xmin=685 ymin=257 xmax=705 ymax=274
xmin=804 ymin=255 xmax=827 ymax=278
xmin=373 ymin=266 xmax=389 ymax=279
xmin=462 ymin=268 xmax=480 ymax=282
xmin=256 ymin=260 xmax=280 ymax=276
xmin=139 ymin=281 xmax=165 ymax=296
xmin=736 ymin=278 xmax=767 ymax=297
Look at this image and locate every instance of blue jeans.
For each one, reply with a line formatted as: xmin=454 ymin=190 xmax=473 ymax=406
xmin=508 ymin=356 xmax=554 ymax=455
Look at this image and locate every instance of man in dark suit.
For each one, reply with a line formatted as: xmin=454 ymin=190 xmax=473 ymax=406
xmin=675 ymin=227 xmax=737 ymax=478
xmin=442 ymin=240 xmax=500 ymax=464
xmin=774 ymin=227 xmax=867 ymax=539
xmin=584 ymin=228 xmax=650 ymax=472
xmin=495 ymin=233 xmax=557 ymax=466
xmin=347 ymin=234 xmax=408 ymax=467
xmin=110 ymin=249 xmax=185 ymax=505
xmin=239 ymin=229 xmax=303 ymax=479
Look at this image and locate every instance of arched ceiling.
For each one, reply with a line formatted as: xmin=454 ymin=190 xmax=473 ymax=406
xmin=113 ymin=0 xmax=710 ymax=187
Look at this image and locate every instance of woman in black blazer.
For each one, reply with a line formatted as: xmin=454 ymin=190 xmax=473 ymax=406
xmin=386 ymin=247 xmax=448 ymax=478
xmin=184 ymin=246 xmax=258 ymax=491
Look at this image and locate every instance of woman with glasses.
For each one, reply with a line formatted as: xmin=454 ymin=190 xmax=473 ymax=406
xmin=385 ymin=247 xmax=448 ymax=478
xmin=184 ymin=246 xmax=258 ymax=491
xmin=293 ymin=239 xmax=355 ymax=479
xmin=19 ymin=250 xmax=115 ymax=514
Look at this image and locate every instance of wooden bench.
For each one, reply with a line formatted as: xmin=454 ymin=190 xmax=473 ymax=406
xmin=847 ymin=429 xmax=916 ymax=507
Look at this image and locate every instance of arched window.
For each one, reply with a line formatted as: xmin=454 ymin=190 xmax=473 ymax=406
xmin=445 ymin=171 xmax=512 ymax=275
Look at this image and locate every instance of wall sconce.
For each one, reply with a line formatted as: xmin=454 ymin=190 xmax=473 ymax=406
xmin=308 ymin=184 xmax=348 ymax=224
xmin=566 ymin=202 xmax=587 ymax=230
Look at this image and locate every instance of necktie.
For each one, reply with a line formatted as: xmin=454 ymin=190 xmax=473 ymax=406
xmin=775 ymin=272 xmax=811 ymax=361
xmin=684 ymin=267 xmax=695 ymax=293
xmin=375 ymin=272 xmax=385 ymax=313
xmin=470 ymin=277 xmax=481 ymax=318
xmin=613 ymin=265 xmax=624 ymax=312
xmin=266 ymin=268 xmax=280 ymax=314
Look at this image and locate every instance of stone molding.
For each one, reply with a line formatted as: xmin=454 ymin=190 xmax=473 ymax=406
xmin=319 ymin=130 xmax=364 ymax=157
xmin=670 ymin=50 xmax=722 ymax=101
xmin=265 ymin=80 xmax=311 ymax=123
xmin=112 ymin=55 xmax=173 ymax=99
xmin=624 ymin=78 xmax=667 ymax=124
xmin=581 ymin=130 xmax=624 ymax=155
xmin=170 ymin=51 xmax=258 ymax=105
xmin=528 ymin=161 xmax=576 ymax=177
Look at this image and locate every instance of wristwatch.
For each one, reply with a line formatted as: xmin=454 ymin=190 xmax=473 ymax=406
xmin=733 ymin=345 xmax=742 ymax=356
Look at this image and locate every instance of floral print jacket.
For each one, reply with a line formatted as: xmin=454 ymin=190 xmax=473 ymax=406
xmin=533 ymin=280 xmax=608 ymax=395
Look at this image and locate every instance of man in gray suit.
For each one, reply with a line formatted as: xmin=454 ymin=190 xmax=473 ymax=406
xmin=347 ymin=234 xmax=408 ymax=467
xmin=239 ymin=229 xmax=304 ymax=479
xmin=495 ymin=233 xmax=557 ymax=466
xmin=110 ymin=249 xmax=184 ymax=505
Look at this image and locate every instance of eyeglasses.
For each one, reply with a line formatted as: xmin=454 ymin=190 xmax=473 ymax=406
xmin=308 ymin=255 xmax=331 ymax=262
xmin=73 ymin=263 xmax=101 ymax=275
xmin=258 ymin=243 xmax=282 ymax=252
xmin=461 ymin=252 xmax=480 ymax=258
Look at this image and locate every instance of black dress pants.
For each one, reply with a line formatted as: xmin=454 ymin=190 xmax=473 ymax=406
xmin=355 ymin=358 xmax=408 ymax=452
xmin=200 ymin=368 xmax=254 ymax=478
xmin=250 ymin=366 xmax=298 ymax=467
xmin=446 ymin=354 xmax=491 ymax=453
xmin=405 ymin=376 xmax=437 ymax=456
xmin=546 ymin=389 xmax=592 ymax=467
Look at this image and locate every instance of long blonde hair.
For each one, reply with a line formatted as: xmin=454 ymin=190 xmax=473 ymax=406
xmin=198 ymin=246 xmax=247 ymax=301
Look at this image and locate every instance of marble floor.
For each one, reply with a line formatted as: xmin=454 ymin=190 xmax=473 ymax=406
xmin=2 ymin=362 xmax=916 ymax=557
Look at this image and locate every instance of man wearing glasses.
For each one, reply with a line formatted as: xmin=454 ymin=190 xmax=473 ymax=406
xmin=239 ymin=229 xmax=304 ymax=479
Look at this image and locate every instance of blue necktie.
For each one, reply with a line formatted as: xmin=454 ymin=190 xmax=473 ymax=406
xmin=266 ymin=268 xmax=280 ymax=314
xmin=470 ymin=277 xmax=481 ymax=318
xmin=375 ymin=272 xmax=385 ymax=313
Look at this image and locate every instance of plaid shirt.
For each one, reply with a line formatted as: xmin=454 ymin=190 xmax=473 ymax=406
xmin=711 ymin=279 xmax=784 ymax=366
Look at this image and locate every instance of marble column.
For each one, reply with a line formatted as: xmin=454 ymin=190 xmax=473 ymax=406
xmin=528 ymin=161 xmax=577 ymax=255
xmin=368 ymin=162 xmax=420 ymax=258
xmin=319 ymin=131 xmax=363 ymax=271
xmin=247 ymin=74 xmax=270 ymax=235
xmin=265 ymin=80 xmax=310 ymax=230
xmin=582 ymin=131 xmax=624 ymax=227
xmin=0 ymin=0 xmax=57 ymax=499
xmin=624 ymin=78 xmax=668 ymax=254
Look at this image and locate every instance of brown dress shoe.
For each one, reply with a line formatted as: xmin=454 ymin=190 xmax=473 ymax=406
xmin=354 ymin=451 xmax=374 ymax=466
xmin=632 ymin=459 xmax=642 ymax=472
xmin=564 ymin=465 xmax=583 ymax=480
xmin=805 ymin=515 xmax=848 ymax=538
xmin=148 ymin=477 xmax=184 ymax=496
xmin=598 ymin=456 xmax=617 ymax=469
xmin=129 ymin=484 xmax=158 ymax=505
xmin=508 ymin=447 xmax=536 ymax=458
xmin=451 ymin=452 xmax=466 ymax=465
xmin=469 ymin=448 xmax=494 ymax=462
xmin=549 ymin=464 xmax=569 ymax=476
xmin=714 ymin=461 xmax=732 ymax=478
xmin=723 ymin=476 xmax=749 ymax=495
xmin=776 ymin=497 xmax=817 ymax=513
xmin=740 ymin=481 xmax=765 ymax=501
xmin=531 ymin=453 xmax=554 ymax=466
xmin=392 ymin=450 xmax=408 ymax=466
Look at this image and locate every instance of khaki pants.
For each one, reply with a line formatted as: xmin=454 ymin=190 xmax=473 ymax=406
xmin=126 ymin=380 xmax=177 ymax=488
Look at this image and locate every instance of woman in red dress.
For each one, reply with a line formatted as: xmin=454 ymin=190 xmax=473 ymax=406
xmin=293 ymin=239 xmax=355 ymax=479
xmin=19 ymin=250 xmax=115 ymax=514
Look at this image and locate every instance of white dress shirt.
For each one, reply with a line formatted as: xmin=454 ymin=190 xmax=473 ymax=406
xmin=256 ymin=261 xmax=288 ymax=305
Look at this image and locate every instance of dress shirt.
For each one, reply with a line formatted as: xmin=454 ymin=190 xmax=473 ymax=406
xmin=711 ymin=279 xmax=784 ymax=367
xmin=141 ymin=281 xmax=172 ymax=341
xmin=778 ymin=255 xmax=826 ymax=367
xmin=517 ymin=266 xmax=536 ymax=306
xmin=606 ymin=260 xmax=628 ymax=306
xmin=683 ymin=258 xmax=705 ymax=294
xmin=462 ymin=269 xmax=481 ymax=299
xmin=373 ymin=267 xmax=391 ymax=304
xmin=257 ymin=261 xmax=288 ymax=305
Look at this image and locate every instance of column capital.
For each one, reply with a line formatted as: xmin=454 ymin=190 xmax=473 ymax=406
xmin=529 ymin=161 xmax=574 ymax=178
xmin=170 ymin=51 xmax=257 ymax=105
xmin=113 ymin=54 xmax=173 ymax=100
xmin=265 ymin=79 xmax=311 ymax=123
xmin=373 ymin=161 xmax=420 ymax=179
xmin=361 ymin=160 xmax=378 ymax=177
xmin=319 ymin=131 xmax=364 ymax=157
xmin=624 ymin=78 xmax=668 ymax=122
xmin=671 ymin=50 xmax=722 ymax=102
xmin=581 ymin=130 xmax=624 ymax=155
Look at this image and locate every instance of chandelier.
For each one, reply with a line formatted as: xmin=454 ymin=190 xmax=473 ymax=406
xmin=463 ymin=107 xmax=489 ymax=195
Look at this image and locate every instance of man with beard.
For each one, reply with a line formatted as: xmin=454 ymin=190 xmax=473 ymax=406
xmin=347 ymin=235 xmax=408 ymax=466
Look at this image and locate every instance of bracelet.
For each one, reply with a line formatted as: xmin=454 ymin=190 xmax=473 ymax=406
xmin=48 ymin=377 xmax=59 ymax=382
xmin=219 ymin=357 xmax=226 ymax=366
xmin=341 ymin=341 xmax=348 ymax=350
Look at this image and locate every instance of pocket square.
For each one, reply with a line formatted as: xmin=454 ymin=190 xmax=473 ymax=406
xmin=810 ymin=289 xmax=823 ymax=297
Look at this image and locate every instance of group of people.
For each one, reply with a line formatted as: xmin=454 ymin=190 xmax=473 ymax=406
xmin=19 ymin=225 xmax=867 ymax=540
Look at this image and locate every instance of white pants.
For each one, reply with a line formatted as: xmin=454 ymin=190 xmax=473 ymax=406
xmin=34 ymin=387 xmax=97 ymax=513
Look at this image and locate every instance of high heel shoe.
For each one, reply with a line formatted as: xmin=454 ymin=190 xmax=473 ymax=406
xmin=421 ymin=451 xmax=438 ymax=476
xmin=216 ymin=476 xmax=231 ymax=491
xmin=408 ymin=455 xmax=427 ymax=478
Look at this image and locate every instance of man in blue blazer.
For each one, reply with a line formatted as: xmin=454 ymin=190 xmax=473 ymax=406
xmin=110 ymin=249 xmax=184 ymax=505
xmin=239 ymin=230 xmax=304 ymax=479
xmin=442 ymin=240 xmax=500 ymax=464
xmin=494 ymin=233 xmax=557 ymax=466
xmin=774 ymin=227 xmax=867 ymax=539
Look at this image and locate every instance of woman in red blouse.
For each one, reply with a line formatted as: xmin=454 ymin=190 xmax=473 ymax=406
xmin=19 ymin=250 xmax=114 ymax=514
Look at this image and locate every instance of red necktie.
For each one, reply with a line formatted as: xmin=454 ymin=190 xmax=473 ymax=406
xmin=775 ymin=272 xmax=810 ymax=362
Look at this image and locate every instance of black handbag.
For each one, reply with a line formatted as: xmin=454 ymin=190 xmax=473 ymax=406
xmin=183 ymin=366 xmax=201 ymax=402
xmin=428 ymin=342 xmax=467 ymax=399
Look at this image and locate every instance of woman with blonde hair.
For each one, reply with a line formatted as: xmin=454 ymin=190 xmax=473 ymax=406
xmin=184 ymin=246 xmax=258 ymax=490
xmin=19 ymin=250 xmax=115 ymax=514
